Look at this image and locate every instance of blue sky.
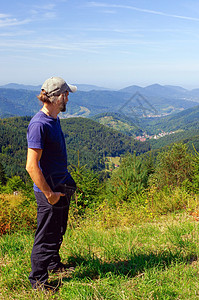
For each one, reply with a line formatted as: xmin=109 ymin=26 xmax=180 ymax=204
xmin=1 ymin=0 xmax=199 ymax=89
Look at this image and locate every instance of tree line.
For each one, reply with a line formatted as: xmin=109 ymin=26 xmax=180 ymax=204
xmin=0 ymin=116 xmax=150 ymax=180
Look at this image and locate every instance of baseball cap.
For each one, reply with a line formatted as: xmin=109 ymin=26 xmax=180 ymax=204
xmin=41 ymin=76 xmax=77 ymax=96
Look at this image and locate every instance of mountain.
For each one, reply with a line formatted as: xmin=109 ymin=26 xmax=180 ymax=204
xmin=0 ymin=83 xmax=41 ymax=91
xmin=75 ymin=84 xmax=111 ymax=91
xmin=92 ymin=105 xmax=199 ymax=136
xmin=118 ymin=85 xmax=144 ymax=94
xmin=91 ymin=105 xmax=199 ymax=153
xmin=1 ymin=83 xmax=199 ymax=119
xmin=119 ymin=83 xmax=193 ymax=98
xmin=0 ymin=95 xmax=26 ymax=118
xmin=189 ymin=88 xmax=199 ymax=99
xmin=136 ymin=104 xmax=199 ymax=151
xmin=143 ymin=104 xmax=199 ymax=133
xmin=0 ymin=88 xmax=41 ymax=117
xmin=91 ymin=112 xmax=143 ymax=136
xmin=0 ymin=116 xmax=150 ymax=179
xmin=149 ymin=129 xmax=199 ymax=152
xmin=0 ymin=83 xmax=110 ymax=92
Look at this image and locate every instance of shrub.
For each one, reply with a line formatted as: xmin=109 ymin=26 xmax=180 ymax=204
xmin=183 ymin=146 xmax=199 ymax=194
xmin=150 ymin=143 xmax=193 ymax=190
xmin=105 ymin=152 xmax=149 ymax=203
xmin=146 ymin=186 xmax=195 ymax=216
xmin=69 ymin=164 xmax=103 ymax=215
xmin=0 ymin=193 xmax=37 ymax=235
xmin=1 ymin=176 xmax=25 ymax=194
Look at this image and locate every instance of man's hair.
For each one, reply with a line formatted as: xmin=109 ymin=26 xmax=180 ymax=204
xmin=37 ymin=90 xmax=58 ymax=104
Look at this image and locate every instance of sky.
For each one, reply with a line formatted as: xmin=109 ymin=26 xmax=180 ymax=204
xmin=1 ymin=0 xmax=199 ymax=89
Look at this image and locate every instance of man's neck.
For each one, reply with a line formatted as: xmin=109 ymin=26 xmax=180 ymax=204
xmin=41 ymin=103 xmax=59 ymax=119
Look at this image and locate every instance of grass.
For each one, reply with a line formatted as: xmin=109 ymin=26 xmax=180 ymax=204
xmin=1 ymin=211 xmax=199 ymax=299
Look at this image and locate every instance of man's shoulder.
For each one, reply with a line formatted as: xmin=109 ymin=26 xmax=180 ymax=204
xmin=30 ymin=111 xmax=44 ymax=122
xmin=29 ymin=111 xmax=50 ymax=127
xmin=28 ymin=111 xmax=60 ymax=134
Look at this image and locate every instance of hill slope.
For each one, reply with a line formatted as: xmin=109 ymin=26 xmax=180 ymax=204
xmin=0 ymin=88 xmax=41 ymax=117
xmin=0 ymin=116 xmax=150 ymax=179
xmin=91 ymin=107 xmax=199 ymax=152
xmin=91 ymin=112 xmax=143 ymax=136
xmin=143 ymin=104 xmax=199 ymax=133
xmin=1 ymin=84 xmax=199 ymax=118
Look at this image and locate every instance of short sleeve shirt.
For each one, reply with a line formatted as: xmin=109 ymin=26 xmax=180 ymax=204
xmin=27 ymin=111 xmax=69 ymax=192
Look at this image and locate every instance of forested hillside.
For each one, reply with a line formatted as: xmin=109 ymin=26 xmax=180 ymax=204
xmin=61 ymin=118 xmax=150 ymax=170
xmin=91 ymin=112 xmax=143 ymax=136
xmin=1 ymin=106 xmax=199 ymax=181
xmin=0 ymin=89 xmax=40 ymax=117
xmin=143 ymin=104 xmax=199 ymax=133
xmin=93 ymin=105 xmax=199 ymax=135
xmin=0 ymin=116 xmax=150 ymax=179
xmin=149 ymin=130 xmax=199 ymax=151
xmin=0 ymin=117 xmax=29 ymax=178
xmin=1 ymin=85 xmax=199 ymax=118
xmin=91 ymin=109 xmax=199 ymax=153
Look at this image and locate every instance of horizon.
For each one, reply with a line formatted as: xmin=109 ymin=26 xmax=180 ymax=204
xmin=1 ymin=1 xmax=199 ymax=90
xmin=1 ymin=81 xmax=199 ymax=92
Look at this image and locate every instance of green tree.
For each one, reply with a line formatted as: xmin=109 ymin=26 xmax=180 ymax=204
xmin=4 ymin=176 xmax=25 ymax=193
xmin=105 ymin=152 xmax=149 ymax=203
xmin=150 ymin=143 xmax=193 ymax=190
xmin=183 ymin=145 xmax=199 ymax=193
xmin=0 ymin=162 xmax=7 ymax=185
xmin=68 ymin=154 xmax=102 ymax=213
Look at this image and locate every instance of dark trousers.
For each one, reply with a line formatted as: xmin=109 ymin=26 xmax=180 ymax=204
xmin=29 ymin=191 xmax=70 ymax=287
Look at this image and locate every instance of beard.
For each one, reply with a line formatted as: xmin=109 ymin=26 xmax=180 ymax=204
xmin=59 ymin=99 xmax=66 ymax=112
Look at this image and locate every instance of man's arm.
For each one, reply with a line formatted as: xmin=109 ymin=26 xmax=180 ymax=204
xmin=26 ymin=148 xmax=65 ymax=205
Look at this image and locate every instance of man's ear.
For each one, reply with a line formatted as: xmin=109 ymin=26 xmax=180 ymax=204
xmin=55 ymin=94 xmax=62 ymax=104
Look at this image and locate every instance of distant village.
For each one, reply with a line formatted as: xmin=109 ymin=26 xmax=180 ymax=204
xmin=135 ymin=130 xmax=176 ymax=142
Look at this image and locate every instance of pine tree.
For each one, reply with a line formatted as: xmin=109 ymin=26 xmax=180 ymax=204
xmin=106 ymin=152 xmax=148 ymax=202
xmin=150 ymin=143 xmax=193 ymax=189
xmin=0 ymin=162 xmax=6 ymax=185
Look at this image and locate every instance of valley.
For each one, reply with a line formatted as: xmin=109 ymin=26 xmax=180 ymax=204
xmin=0 ymin=82 xmax=199 ymax=178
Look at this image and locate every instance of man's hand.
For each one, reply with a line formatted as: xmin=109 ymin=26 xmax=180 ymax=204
xmin=26 ymin=148 xmax=66 ymax=205
xmin=46 ymin=191 xmax=65 ymax=205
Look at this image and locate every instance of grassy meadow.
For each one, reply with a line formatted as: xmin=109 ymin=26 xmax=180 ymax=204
xmin=1 ymin=143 xmax=199 ymax=299
xmin=1 ymin=203 xmax=199 ymax=299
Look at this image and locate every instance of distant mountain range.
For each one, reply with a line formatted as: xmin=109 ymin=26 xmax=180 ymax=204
xmin=0 ymin=83 xmax=110 ymax=92
xmin=1 ymin=83 xmax=199 ymax=118
xmin=2 ymin=82 xmax=199 ymax=97
xmin=119 ymin=83 xmax=199 ymax=101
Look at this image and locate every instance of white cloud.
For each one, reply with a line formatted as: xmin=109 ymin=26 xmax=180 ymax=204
xmin=0 ymin=17 xmax=31 ymax=28
xmin=87 ymin=2 xmax=199 ymax=22
xmin=0 ymin=30 xmax=34 ymax=37
xmin=29 ymin=3 xmax=57 ymax=20
xmin=43 ymin=12 xmax=57 ymax=19
xmin=0 ymin=36 xmax=159 ymax=57
xmin=31 ymin=3 xmax=56 ymax=11
xmin=0 ymin=14 xmax=10 ymax=18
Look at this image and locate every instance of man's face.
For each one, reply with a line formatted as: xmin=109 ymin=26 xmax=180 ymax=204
xmin=58 ymin=91 xmax=69 ymax=112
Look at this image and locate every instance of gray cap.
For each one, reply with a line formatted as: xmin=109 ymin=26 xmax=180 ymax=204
xmin=41 ymin=76 xmax=77 ymax=96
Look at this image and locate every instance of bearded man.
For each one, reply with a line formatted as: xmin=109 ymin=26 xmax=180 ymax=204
xmin=26 ymin=76 xmax=77 ymax=289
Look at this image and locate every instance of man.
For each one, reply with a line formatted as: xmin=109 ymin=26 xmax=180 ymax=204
xmin=26 ymin=76 xmax=77 ymax=289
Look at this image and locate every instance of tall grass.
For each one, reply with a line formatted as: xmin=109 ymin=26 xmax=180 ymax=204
xmin=1 ymin=211 xmax=199 ymax=299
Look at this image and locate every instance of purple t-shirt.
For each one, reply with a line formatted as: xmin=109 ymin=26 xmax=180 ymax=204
xmin=27 ymin=111 xmax=69 ymax=192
